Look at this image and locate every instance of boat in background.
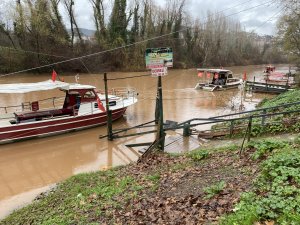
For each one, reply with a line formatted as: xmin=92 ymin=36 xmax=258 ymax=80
xmin=264 ymin=65 xmax=276 ymax=73
xmin=245 ymin=81 xmax=293 ymax=94
xmin=263 ymin=65 xmax=295 ymax=84
xmin=0 ymin=79 xmax=137 ymax=144
xmin=195 ymin=69 xmax=242 ymax=91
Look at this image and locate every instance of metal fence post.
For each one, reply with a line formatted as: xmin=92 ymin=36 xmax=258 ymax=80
xmin=229 ymin=120 xmax=234 ymax=137
xmin=183 ymin=122 xmax=191 ymax=137
xmin=261 ymin=109 xmax=266 ymax=127
xmin=247 ymin=116 xmax=253 ymax=142
xmin=104 ymin=73 xmax=113 ymax=141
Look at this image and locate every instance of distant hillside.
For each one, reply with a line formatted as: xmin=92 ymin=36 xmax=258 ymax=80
xmin=67 ymin=28 xmax=96 ymax=37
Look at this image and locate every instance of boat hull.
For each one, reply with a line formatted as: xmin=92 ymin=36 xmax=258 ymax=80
xmin=0 ymin=107 xmax=127 ymax=144
xmin=195 ymin=82 xmax=241 ymax=91
xmin=246 ymin=81 xmax=293 ymax=94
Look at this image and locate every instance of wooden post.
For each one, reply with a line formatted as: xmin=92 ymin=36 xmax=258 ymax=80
xmin=156 ymin=76 xmax=165 ymax=151
xmin=104 ymin=73 xmax=113 ymax=141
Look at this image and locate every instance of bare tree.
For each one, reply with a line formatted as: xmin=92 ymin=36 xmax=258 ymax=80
xmin=63 ymin=0 xmax=82 ymax=47
xmin=90 ymin=0 xmax=107 ymax=44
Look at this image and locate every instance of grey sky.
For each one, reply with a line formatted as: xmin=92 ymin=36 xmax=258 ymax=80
xmin=186 ymin=0 xmax=282 ymax=35
xmin=1 ymin=0 xmax=283 ymax=35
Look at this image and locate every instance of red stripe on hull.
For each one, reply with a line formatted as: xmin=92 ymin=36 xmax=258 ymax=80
xmin=0 ymin=108 xmax=126 ymax=144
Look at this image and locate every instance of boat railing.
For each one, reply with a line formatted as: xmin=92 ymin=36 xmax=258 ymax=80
xmin=97 ymin=87 xmax=137 ymax=103
xmin=0 ymin=96 xmax=65 ymax=115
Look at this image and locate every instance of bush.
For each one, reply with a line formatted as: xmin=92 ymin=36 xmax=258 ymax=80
xmin=222 ymin=142 xmax=300 ymax=224
xmin=247 ymin=139 xmax=290 ymax=160
xmin=203 ymin=181 xmax=226 ymax=199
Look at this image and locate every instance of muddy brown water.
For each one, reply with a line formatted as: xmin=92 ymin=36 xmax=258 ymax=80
xmin=0 ymin=65 xmax=289 ymax=219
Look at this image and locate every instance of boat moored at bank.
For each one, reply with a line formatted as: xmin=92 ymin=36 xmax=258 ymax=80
xmin=0 ymin=79 xmax=137 ymax=144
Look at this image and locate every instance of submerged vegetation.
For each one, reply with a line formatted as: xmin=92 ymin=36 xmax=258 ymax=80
xmin=211 ymin=89 xmax=300 ymax=138
xmin=0 ymin=0 xmax=290 ymax=74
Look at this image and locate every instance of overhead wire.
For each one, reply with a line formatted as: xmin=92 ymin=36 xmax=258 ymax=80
xmin=250 ymin=5 xmax=287 ymax=33
xmin=1 ymin=0 xmax=281 ymax=142
xmin=107 ymin=74 xmax=151 ymax=80
xmin=0 ymin=0 xmax=278 ymax=78
xmin=104 ymin=0 xmax=283 ymax=140
xmin=0 ymin=45 xmax=93 ymax=74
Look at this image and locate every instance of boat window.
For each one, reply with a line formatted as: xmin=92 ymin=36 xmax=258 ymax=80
xmin=227 ymin=73 xmax=233 ymax=78
xmin=83 ymin=91 xmax=96 ymax=99
xmin=69 ymin=91 xmax=80 ymax=95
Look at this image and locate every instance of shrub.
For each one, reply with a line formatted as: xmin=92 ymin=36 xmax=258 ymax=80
xmin=203 ymin=181 xmax=226 ymax=199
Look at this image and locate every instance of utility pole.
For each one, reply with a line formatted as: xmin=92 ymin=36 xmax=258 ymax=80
xmin=104 ymin=73 xmax=113 ymax=141
xmin=156 ymin=75 xmax=165 ymax=151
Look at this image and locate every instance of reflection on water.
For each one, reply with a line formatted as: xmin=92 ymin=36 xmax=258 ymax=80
xmin=0 ymin=65 xmax=289 ymax=219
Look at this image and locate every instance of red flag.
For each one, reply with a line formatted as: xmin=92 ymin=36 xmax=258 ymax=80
xmin=97 ymin=97 xmax=106 ymax=112
xmin=52 ymin=70 xmax=57 ymax=82
xmin=243 ymin=72 xmax=247 ymax=81
xmin=198 ymin=72 xmax=203 ymax=77
xmin=214 ymin=73 xmax=219 ymax=79
xmin=206 ymin=72 xmax=211 ymax=79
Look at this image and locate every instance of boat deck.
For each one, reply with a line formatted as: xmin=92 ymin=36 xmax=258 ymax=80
xmin=0 ymin=113 xmax=15 ymax=119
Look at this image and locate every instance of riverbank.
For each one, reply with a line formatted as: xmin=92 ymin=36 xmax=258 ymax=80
xmin=2 ymin=134 xmax=300 ymax=224
xmin=2 ymin=68 xmax=300 ymax=224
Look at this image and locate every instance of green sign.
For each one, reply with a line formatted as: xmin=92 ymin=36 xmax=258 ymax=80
xmin=145 ymin=47 xmax=173 ymax=69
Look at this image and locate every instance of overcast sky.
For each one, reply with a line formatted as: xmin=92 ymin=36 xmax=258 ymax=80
xmin=1 ymin=0 xmax=283 ymax=35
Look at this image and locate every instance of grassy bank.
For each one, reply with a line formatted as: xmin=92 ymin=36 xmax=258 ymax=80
xmin=3 ymin=91 xmax=300 ymax=224
xmin=2 ymin=135 xmax=300 ymax=224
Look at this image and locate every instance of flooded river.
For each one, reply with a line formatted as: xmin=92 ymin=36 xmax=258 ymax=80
xmin=0 ymin=64 xmax=289 ymax=218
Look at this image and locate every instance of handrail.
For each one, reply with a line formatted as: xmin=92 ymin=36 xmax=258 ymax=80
xmin=160 ymin=107 xmax=300 ymax=133
xmin=210 ymin=100 xmax=300 ymax=119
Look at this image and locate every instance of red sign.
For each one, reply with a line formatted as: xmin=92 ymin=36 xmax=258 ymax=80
xmin=198 ymin=72 xmax=203 ymax=77
xmin=151 ymin=67 xmax=168 ymax=77
xmin=31 ymin=101 xmax=39 ymax=111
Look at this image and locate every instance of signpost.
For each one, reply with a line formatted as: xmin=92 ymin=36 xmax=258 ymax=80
xmin=145 ymin=47 xmax=173 ymax=69
xmin=145 ymin=47 xmax=173 ymax=151
xmin=151 ymin=67 xmax=168 ymax=77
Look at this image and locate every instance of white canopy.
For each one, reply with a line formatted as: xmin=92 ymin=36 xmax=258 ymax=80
xmin=197 ymin=68 xmax=231 ymax=73
xmin=0 ymin=80 xmax=70 ymax=94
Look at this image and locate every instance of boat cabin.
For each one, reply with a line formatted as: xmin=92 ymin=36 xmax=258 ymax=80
xmin=197 ymin=69 xmax=233 ymax=85
xmin=14 ymin=84 xmax=101 ymax=123
xmin=265 ymin=66 xmax=275 ymax=73
xmin=61 ymin=84 xmax=99 ymax=113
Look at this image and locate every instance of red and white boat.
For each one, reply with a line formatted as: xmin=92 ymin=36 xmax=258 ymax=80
xmin=0 ymin=79 xmax=137 ymax=144
xmin=264 ymin=67 xmax=294 ymax=84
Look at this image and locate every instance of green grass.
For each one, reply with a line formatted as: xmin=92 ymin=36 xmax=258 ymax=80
xmin=203 ymin=181 xmax=226 ymax=199
xmin=1 ymin=169 xmax=141 ymax=225
xmin=258 ymin=89 xmax=300 ymax=109
xmin=3 ymin=135 xmax=300 ymax=224
xmin=187 ymin=144 xmax=238 ymax=161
